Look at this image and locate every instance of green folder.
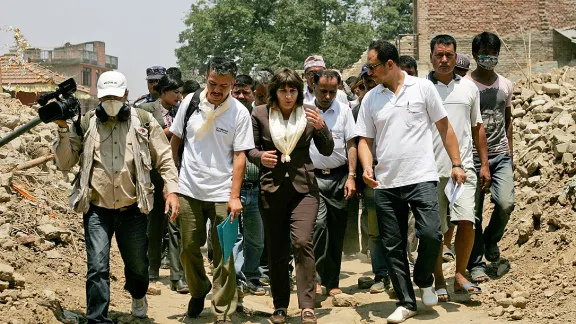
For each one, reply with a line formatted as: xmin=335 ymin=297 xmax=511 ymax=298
xmin=216 ymin=213 xmax=239 ymax=264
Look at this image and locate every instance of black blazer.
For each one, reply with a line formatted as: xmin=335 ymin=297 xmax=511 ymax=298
xmin=248 ymin=104 xmax=334 ymax=194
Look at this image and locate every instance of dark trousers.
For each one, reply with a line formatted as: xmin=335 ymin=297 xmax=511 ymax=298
xmin=343 ymin=195 xmax=361 ymax=255
xmin=468 ymin=154 xmax=515 ymax=271
xmin=84 ymin=204 xmax=149 ymax=324
xmin=260 ymin=182 xmax=318 ymax=309
xmin=147 ymin=172 xmax=184 ymax=280
xmin=313 ymin=170 xmax=349 ymax=289
xmin=374 ymin=181 xmax=442 ymax=311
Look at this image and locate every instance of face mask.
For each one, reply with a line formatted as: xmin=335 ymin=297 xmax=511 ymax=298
xmin=477 ymin=55 xmax=499 ymax=70
xmin=102 ymin=100 xmax=124 ymax=116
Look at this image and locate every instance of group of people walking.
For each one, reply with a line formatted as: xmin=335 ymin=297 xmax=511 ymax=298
xmin=52 ymin=31 xmax=515 ymax=324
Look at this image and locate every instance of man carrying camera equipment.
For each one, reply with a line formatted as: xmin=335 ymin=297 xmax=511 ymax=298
xmin=52 ymin=71 xmax=180 ymax=323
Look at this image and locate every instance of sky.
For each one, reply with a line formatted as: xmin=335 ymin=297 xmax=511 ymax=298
xmin=0 ymin=0 xmax=193 ymax=100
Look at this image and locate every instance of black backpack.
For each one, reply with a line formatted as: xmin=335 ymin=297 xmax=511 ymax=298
xmin=176 ymin=89 xmax=203 ymax=170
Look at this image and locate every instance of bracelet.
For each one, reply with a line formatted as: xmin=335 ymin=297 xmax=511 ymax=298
xmin=452 ymin=164 xmax=464 ymax=169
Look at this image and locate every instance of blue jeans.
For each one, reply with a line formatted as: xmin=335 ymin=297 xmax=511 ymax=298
xmin=362 ymin=187 xmax=389 ymax=279
xmin=84 ymin=205 xmax=149 ymax=324
xmin=374 ymin=182 xmax=442 ymax=311
xmin=468 ymin=154 xmax=515 ymax=271
xmin=233 ymin=187 xmax=265 ymax=282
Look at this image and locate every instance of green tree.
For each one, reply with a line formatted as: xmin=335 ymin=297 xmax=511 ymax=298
xmin=369 ymin=0 xmax=413 ymax=41
xmin=176 ymin=0 xmax=375 ymax=79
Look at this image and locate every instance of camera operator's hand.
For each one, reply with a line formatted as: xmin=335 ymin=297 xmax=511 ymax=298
xmin=54 ymin=120 xmax=68 ymax=128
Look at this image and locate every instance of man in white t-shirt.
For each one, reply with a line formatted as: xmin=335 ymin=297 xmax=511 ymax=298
xmin=170 ymin=57 xmax=254 ymax=324
xmin=355 ymin=40 xmax=466 ymax=324
xmin=309 ymin=70 xmax=357 ymax=297
xmin=302 ymin=55 xmax=349 ymax=107
xmin=427 ymin=35 xmax=491 ymax=302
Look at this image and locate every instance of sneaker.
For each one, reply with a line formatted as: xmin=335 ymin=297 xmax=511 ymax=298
xmin=370 ymin=275 xmax=391 ymax=294
xmin=259 ymin=275 xmax=270 ymax=287
xmin=247 ymin=279 xmax=266 ymax=296
xmin=131 ymin=296 xmax=148 ymax=318
xmin=386 ymin=306 xmax=416 ymax=323
xmin=420 ymin=286 xmax=438 ymax=306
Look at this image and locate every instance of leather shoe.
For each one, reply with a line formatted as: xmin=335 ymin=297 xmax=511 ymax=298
xmin=187 ymin=283 xmax=212 ymax=318
xmin=171 ymin=279 xmax=189 ymax=294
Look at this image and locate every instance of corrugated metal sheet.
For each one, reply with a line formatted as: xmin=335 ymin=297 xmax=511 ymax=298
xmin=555 ymin=27 xmax=576 ymax=44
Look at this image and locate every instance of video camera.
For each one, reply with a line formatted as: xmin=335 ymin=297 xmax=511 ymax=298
xmin=0 ymin=78 xmax=82 ymax=148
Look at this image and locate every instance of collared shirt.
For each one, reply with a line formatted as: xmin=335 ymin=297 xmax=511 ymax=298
xmin=304 ymin=86 xmax=349 ymax=107
xmin=170 ymin=94 xmax=254 ymax=202
xmin=244 ymin=103 xmax=260 ymax=183
xmin=55 ymin=114 xmax=179 ymax=210
xmin=310 ymin=99 xmax=356 ymax=169
xmin=465 ymin=73 xmax=513 ymax=156
xmin=133 ymin=93 xmax=154 ymax=107
xmin=355 ymin=72 xmax=447 ymax=189
xmin=428 ymin=72 xmax=483 ymax=178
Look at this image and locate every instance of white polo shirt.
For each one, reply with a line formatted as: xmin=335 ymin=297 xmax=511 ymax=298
xmin=304 ymin=86 xmax=349 ymax=107
xmin=310 ymin=99 xmax=356 ymax=170
xmin=170 ymin=91 xmax=254 ymax=202
xmin=428 ymin=73 xmax=483 ymax=178
xmin=355 ymin=72 xmax=447 ymax=189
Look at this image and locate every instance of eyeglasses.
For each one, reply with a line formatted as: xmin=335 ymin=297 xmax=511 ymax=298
xmin=366 ymin=62 xmax=384 ymax=71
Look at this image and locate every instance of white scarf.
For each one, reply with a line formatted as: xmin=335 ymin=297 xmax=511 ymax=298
xmin=269 ymin=105 xmax=307 ymax=163
xmin=192 ymin=89 xmax=232 ymax=140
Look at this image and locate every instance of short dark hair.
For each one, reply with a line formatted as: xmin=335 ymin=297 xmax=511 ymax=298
xmin=345 ymin=76 xmax=357 ymax=86
xmin=472 ymin=32 xmax=501 ymax=55
xmin=399 ymin=55 xmax=418 ymax=70
xmin=206 ymin=56 xmax=238 ymax=78
xmin=268 ymin=68 xmax=304 ymax=108
xmin=183 ymin=80 xmax=200 ymax=96
xmin=313 ymin=69 xmax=341 ymax=85
xmin=154 ymin=74 xmax=184 ymax=94
xmin=234 ymin=74 xmax=253 ymax=88
xmin=368 ymin=40 xmax=400 ymax=65
xmin=430 ymin=34 xmax=457 ymax=53
xmin=166 ymin=67 xmax=182 ymax=80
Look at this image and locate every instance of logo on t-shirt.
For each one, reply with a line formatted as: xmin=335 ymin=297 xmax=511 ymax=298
xmin=216 ymin=127 xmax=229 ymax=135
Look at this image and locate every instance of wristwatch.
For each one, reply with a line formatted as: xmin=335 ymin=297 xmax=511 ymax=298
xmin=57 ymin=126 xmax=69 ymax=134
xmin=348 ymin=172 xmax=356 ymax=178
xmin=452 ymin=164 xmax=464 ymax=170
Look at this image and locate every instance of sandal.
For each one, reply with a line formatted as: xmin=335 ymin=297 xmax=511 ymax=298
xmin=454 ymin=281 xmax=482 ymax=295
xmin=442 ymin=247 xmax=455 ymax=262
xmin=329 ymin=288 xmax=342 ymax=296
xmin=435 ymin=287 xmax=451 ymax=302
xmin=315 ymin=284 xmax=323 ymax=296
xmin=470 ymin=268 xmax=490 ymax=283
xmin=270 ymin=309 xmax=287 ymax=324
xmin=301 ymin=310 xmax=317 ymax=324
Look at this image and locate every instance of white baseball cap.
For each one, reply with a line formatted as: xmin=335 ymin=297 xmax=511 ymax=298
xmin=97 ymin=71 xmax=128 ymax=98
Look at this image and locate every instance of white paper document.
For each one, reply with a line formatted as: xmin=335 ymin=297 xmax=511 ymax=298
xmin=444 ymin=180 xmax=464 ymax=209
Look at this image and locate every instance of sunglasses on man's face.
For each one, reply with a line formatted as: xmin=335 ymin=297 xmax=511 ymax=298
xmin=366 ymin=62 xmax=384 ymax=71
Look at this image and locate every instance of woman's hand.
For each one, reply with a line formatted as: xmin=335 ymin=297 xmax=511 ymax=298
xmin=261 ymin=150 xmax=278 ymax=168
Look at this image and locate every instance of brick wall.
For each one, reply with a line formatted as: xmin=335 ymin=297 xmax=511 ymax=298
xmin=416 ymin=0 xmax=576 ymax=77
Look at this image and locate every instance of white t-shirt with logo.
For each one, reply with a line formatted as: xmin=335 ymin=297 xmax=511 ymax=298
xmin=170 ymin=92 xmax=254 ymax=202
xmin=428 ymin=73 xmax=483 ymax=178
xmin=355 ymin=72 xmax=447 ymax=189
xmin=310 ymin=100 xmax=356 ymax=169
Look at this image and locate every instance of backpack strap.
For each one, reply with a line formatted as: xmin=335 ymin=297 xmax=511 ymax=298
xmin=134 ymin=107 xmax=152 ymax=133
xmin=80 ymin=110 xmax=96 ymax=137
xmin=177 ymin=88 xmax=203 ymax=170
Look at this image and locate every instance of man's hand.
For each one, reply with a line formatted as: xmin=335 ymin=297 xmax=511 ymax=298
xmin=451 ymin=167 xmax=467 ymax=186
xmin=479 ymin=165 xmax=491 ymax=191
xmin=228 ymin=197 xmax=242 ymax=222
xmin=344 ymin=177 xmax=356 ymax=200
xmin=305 ymin=107 xmax=325 ymax=130
xmin=166 ymin=193 xmax=180 ymax=222
xmin=261 ymin=150 xmax=278 ymax=168
xmin=54 ymin=120 xmax=67 ymax=128
xmin=362 ymin=167 xmax=378 ymax=189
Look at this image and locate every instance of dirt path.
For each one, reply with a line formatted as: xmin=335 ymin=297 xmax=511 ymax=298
xmin=139 ymin=256 xmax=513 ymax=324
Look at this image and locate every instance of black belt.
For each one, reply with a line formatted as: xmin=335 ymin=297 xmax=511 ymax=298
xmin=92 ymin=203 xmax=138 ymax=213
xmin=242 ymin=180 xmax=259 ymax=189
xmin=314 ymin=164 xmax=348 ymax=176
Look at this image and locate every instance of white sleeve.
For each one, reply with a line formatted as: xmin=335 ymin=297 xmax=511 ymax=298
xmin=337 ymin=90 xmax=350 ymax=107
xmin=424 ymin=81 xmax=448 ymax=123
xmin=470 ymin=85 xmax=483 ymax=126
xmin=170 ymin=93 xmax=194 ymax=138
xmin=354 ymin=95 xmax=375 ymax=139
xmin=233 ymin=108 xmax=255 ymax=151
xmin=343 ymin=107 xmax=357 ymax=142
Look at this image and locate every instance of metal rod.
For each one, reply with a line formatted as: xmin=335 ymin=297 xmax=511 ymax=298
xmin=0 ymin=117 xmax=42 ymax=148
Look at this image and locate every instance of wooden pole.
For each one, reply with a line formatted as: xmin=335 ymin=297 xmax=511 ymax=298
xmin=528 ymin=32 xmax=532 ymax=87
xmin=492 ymin=25 xmax=532 ymax=85
xmin=15 ymin=154 xmax=55 ymax=171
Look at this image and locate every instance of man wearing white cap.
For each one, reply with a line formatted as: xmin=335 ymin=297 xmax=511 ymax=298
xmin=52 ymin=71 xmax=180 ymax=323
xmin=303 ymin=55 xmax=349 ymax=107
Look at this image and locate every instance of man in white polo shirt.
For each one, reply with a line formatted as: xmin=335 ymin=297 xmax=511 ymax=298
xmin=356 ymin=40 xmax=466 ymax=323
xmin=427 ymin=35 xmax=491 ymax=302
xmin=303 ymin=55 xmax=349 ymax=107
xmin=310 ymin=70 xmax=357 ymax=297
xmin=170 ymin=57 xmax=254 ymax=324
